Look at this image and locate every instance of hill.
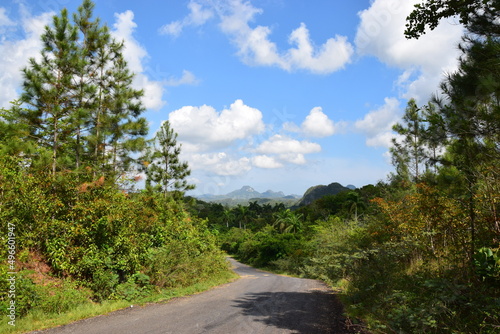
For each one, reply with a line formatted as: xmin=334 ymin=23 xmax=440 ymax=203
xmin=297 ymin=182 xmax=350 ymax=206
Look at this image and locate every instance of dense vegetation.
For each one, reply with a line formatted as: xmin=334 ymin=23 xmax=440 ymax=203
xmin=0 ymin=1 xmax=229 ymax=330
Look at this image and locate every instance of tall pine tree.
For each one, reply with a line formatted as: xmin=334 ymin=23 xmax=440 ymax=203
xmin=18 ymin=0 xmax=148 ymax=178
xmin=21 ymin=8 xmax=80 ymax=175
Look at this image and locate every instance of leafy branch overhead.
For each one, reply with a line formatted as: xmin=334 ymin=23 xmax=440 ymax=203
xmin=405 ymin=0 xmax=500 ymax=39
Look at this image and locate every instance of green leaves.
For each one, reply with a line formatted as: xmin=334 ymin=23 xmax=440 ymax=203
xmin=474 ymin=247 xmax=500 ymax=282
xmin=15 ymin=0 xmax=147 ymax=176
xmin=405 ymin=0 xmax=500 ymax=39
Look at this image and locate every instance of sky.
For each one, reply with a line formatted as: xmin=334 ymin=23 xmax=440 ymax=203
xmin=0 ymin=0 xmax=465 ymax=196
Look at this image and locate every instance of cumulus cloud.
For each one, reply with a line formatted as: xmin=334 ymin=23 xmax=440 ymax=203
xmin=251 ymin=155 xmax=283 ymax=169
xmin=255 ymin=134 xmax=321 ymax=165
xmin=169 ymin=99 xmax=265 ymax=151
xmin=283 ymin=106 xmax=344 ymax=138
xmin=165 ymin=99 xmax=326 ymax=176
xmin=256 ymin=134 xmax=321 ymax=155
xmin=286 ymin=23 xmax=353 ymax=74
xmin=219 ymin=0 xmax=354 ymax=74
xmin=158 ymin=1 xmax=214 ymax=37
xmin=354 ymin=97 xmax=401 ymax=148
xmin=301 ymin=107 xmax=337 ymax=137
xmin=187 ymin=152 xmax=251 ymax=176
xmin=164 ymin=0 xmax=353 ymax=74
xmin=355 ymin=0 xmax=463 ymax=102
xmin=0 ymin=7 xmax=53 ymax=108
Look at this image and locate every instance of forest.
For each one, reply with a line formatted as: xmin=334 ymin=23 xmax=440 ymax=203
xmin=1 ymin=0 xmax=499 ymax=333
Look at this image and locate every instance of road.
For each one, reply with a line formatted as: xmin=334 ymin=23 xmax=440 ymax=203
xmin=31 ymin=258 xmax=357 ymax=334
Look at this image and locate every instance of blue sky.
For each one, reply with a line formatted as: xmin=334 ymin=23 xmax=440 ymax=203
xmin=0 ymin=0 xmax=464 ymax=196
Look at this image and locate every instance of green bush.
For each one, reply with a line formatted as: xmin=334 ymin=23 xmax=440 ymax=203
xmin=114 ymin=273 xmax=153 ymax=301
xmin=35 ymin=280 xmax=92 ymax=314
xmin=474 ymin=247 xmax=500 ymax=282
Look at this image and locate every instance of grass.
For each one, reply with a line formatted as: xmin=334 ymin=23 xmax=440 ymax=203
xmin=0 ymin=269 xmax=238 ymax=334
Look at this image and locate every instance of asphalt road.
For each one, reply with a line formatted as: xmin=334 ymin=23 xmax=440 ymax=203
xmin=31 ymin=258 xmax=357 ymax=334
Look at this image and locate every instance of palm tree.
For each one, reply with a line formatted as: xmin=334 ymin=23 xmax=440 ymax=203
xmin=223 ymin=209 xmax=234 ymax=228
xmin=273 ymin=209 xmax=303 ymax=233
xmin=235 ymin=205 xmax=249 ymax=229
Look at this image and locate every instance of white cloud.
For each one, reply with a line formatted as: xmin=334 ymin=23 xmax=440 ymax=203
xmin=354 ymin=97 xmax=401 ymax=148
xmin=0 ymin=9 xmax=52 ymax=108
xmin=0 ymin=6 xmax=170 ymax=111
xmin=187 ymin=152 xmax=251 ymax=176
xmin=251 ymin=155 xmax=283 ymax=169
xmin=283 ymin=106 xmax=345 ymax=138
xmin=112 ymin=10 xmax=166 ymax=111
xmin=255 ymin=134 xmax=321 ymax=165
xmin=256 ymin=134 xmax=321 ymax=155
xmin=166 ymin=0 xmax=353 ymax=74
xmin=164 ymin=70 xmax=200 ymax=86
xmin=159 ymin=1 xmax=214 ymax=37
xmin=355 ymin=0 xmax=464 ymax=102
xmin=169 ymin=99 xmax=265 ymax=151
xmin=286 ymin=23 xmax=353 ymax=74
xmin=301 ymin=107 xmax=336 ymax=137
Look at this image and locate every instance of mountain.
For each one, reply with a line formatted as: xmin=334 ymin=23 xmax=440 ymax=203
xmin=196 ymin=186 xmax=300 ymax=203
xmin=226 ymin=186 xmax=262 ymax=199
xmin=261 ymin=189 xmax=286 ymax=198
xmin=297 ymin=182 xmax=350 ymax=206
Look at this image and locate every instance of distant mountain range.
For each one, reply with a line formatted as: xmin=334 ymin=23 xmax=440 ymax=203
xmin=196 ymin=186 xmax=300 ymax=202
xmin=195 ymin=183 xmax=356 ymax=206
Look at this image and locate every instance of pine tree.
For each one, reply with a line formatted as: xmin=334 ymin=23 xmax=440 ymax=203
xmin=18 ymin=0 xmax=148 ymax=178
xmin=421 ymin=101 xmax=447 ymax=173
xmin=145 ymin=121 xmax=194 ymax=196
xmin=391 ymin=99 xmax=427 ymax=182
xmin=21 ymin=8 xmax=80 ymax=175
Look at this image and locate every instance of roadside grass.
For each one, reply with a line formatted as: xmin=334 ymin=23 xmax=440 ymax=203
xmin=0 ymin=269 xmax=238 ymax=334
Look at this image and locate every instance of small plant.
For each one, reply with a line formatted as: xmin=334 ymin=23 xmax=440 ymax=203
xmin=474 ymin=247 xmax=500 ymax=282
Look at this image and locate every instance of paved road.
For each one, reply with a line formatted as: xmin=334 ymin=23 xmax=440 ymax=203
xmin=31 ymin=258 xmax=356 ymax=334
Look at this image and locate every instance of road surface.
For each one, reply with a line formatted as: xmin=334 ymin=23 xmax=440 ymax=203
xmin=31 ymin=258 xmax=358 ymax=334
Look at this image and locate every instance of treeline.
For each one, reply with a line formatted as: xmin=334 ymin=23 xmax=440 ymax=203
xmin=0 ymin=0 xmax=228 ymax=326
xmin=207 ymin=2 xmax=500 ymax=332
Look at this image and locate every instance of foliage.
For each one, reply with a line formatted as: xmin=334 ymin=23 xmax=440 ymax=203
xmin=391 ymin=98 xmax=427 ymax=181
xmin=0 ymin=127 xmax=226 ymax=318
xmin=474 ymin=247 xmax=500 ymax=282
xmin=16 ymin=0 xmax=147 ymax=176
xmin=143 ymin=120 xmax=194 ymax=195
xmin=405 ymin=0 xmax=500 ymax=39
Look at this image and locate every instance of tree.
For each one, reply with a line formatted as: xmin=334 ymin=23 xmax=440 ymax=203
xmin=0 ymin=101 xmax=38 ymax=157
xmin=223 ymin=209 xmax=234 ymax=228
xmin=18 ymin=0 xmax=148 ymax=178
xmin=421 ymin=101 xmax=447 ymax=173
xmin=73 ymin=0 xmax=147 ymax=176
xmin=391 ymin=99 xmax=427 ymax=182
xmin=405 ymin=0 xmax=500 ymax=39
xmin=145 ymin=121 xmax=194 ymax=196
xmin=432 ymin=36 xmax=500 ymax=255
xmin=273 ymin=209 xmax=303 ymax=234
xmin=20 ymin=7 xmax=80 ymax=175
xmin=235 ymin=205 xmax=249 ymax=229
